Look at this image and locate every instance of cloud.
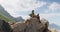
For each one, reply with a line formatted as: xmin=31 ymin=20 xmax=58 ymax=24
xmin=39 ymin=0 xmax=60 ymax=4
xmin=0 ymin=0 xmax=46 ymax=17
xmin=44 ymin=2 xmax=60 ymax=13
xmin=49 ymin=2 xmax=60 ymax=11
xmin=0 ymin=0 xmax=3 ymax=4
xmin=40 ymin=13 xmax=60 ymax=19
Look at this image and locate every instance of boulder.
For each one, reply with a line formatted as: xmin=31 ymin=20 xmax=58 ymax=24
xmin=11 ymin=10 xmax=51 ymax=32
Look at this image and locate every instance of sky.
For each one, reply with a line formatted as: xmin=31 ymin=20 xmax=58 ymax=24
xmin=0 ymin=0 xmax=60 ymax=26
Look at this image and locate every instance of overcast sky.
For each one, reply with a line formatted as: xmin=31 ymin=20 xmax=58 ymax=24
xmin=0 ymin=0 xmax=60 ymax=26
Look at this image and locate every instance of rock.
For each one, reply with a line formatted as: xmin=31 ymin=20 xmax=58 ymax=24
xmin=12 ymin=17 xmax=50 ymax=32
xmin=11 ymin=10 xmax=51 ymax=32
xmin=40 ymin=18 xmax=49 ymax=32
xmin=12 ymin=22 xmax=26 ymax=32
xmin=8 ymin=21 xmax=16 ymax=29
xmin=0 ymin=19 xmax=12 ymax=32
xmin=48 ymin=28 xmax=58 ymax=32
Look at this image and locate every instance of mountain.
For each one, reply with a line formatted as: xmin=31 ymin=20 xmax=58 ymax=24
xmin=49 ymin=23 xmax=60 ymax=30
xmin=0 ymin=5 xmax=14 ymax=20
xmin=15 ymin=17 xmax=24 ymax=22
xmin=0 ymin=5 xmax=15 ymax=22
xmin=0 ymin=13 xmax=13 ymax=22
xmin=0 ymin=5 xmax=24 ymax=22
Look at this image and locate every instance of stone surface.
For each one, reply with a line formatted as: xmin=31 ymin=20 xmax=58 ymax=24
xmin=12 ymin=17 xmax=50 ymax=32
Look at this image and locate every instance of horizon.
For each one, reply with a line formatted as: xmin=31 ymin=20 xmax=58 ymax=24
xmin=0 ymin=0 xmax=60 ymax=26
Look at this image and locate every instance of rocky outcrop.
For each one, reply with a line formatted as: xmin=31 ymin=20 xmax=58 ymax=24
xmin=0 ymin=19 xmax=12 ymax=32
xmin=12 ymin=17 xmax=50 ymax=32
xmin=41 ymin=18 xmax=49 ymax=32
xmin=12 ymin=10 xmax=51 ymax=32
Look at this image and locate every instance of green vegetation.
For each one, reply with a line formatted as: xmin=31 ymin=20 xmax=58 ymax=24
xmin=0 ymin=13 xmax=15 ymax=22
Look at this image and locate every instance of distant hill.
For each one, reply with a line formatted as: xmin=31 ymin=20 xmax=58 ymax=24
xmin=49 ymin=23 xmax=60 ymax=30
xmin=0 ymin=5 xmax=15 ymax=20
xmin=15 ymin=17 xmax=24 ymax=22
xmin=0 ymin=5 xmax=15 ymax=22
xmin=0 ymin=13 xmax=14 ymax=22
xmin=0 ymin=5 xmax=24 ymax=22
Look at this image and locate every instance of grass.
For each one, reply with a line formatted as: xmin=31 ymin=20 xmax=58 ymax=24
xmin=0 ymin=13 xmax=15 ymax=22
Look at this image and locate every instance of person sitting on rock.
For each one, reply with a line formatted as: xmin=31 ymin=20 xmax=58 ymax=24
xmin=29 ymin=10 xmax=35 ymax=18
